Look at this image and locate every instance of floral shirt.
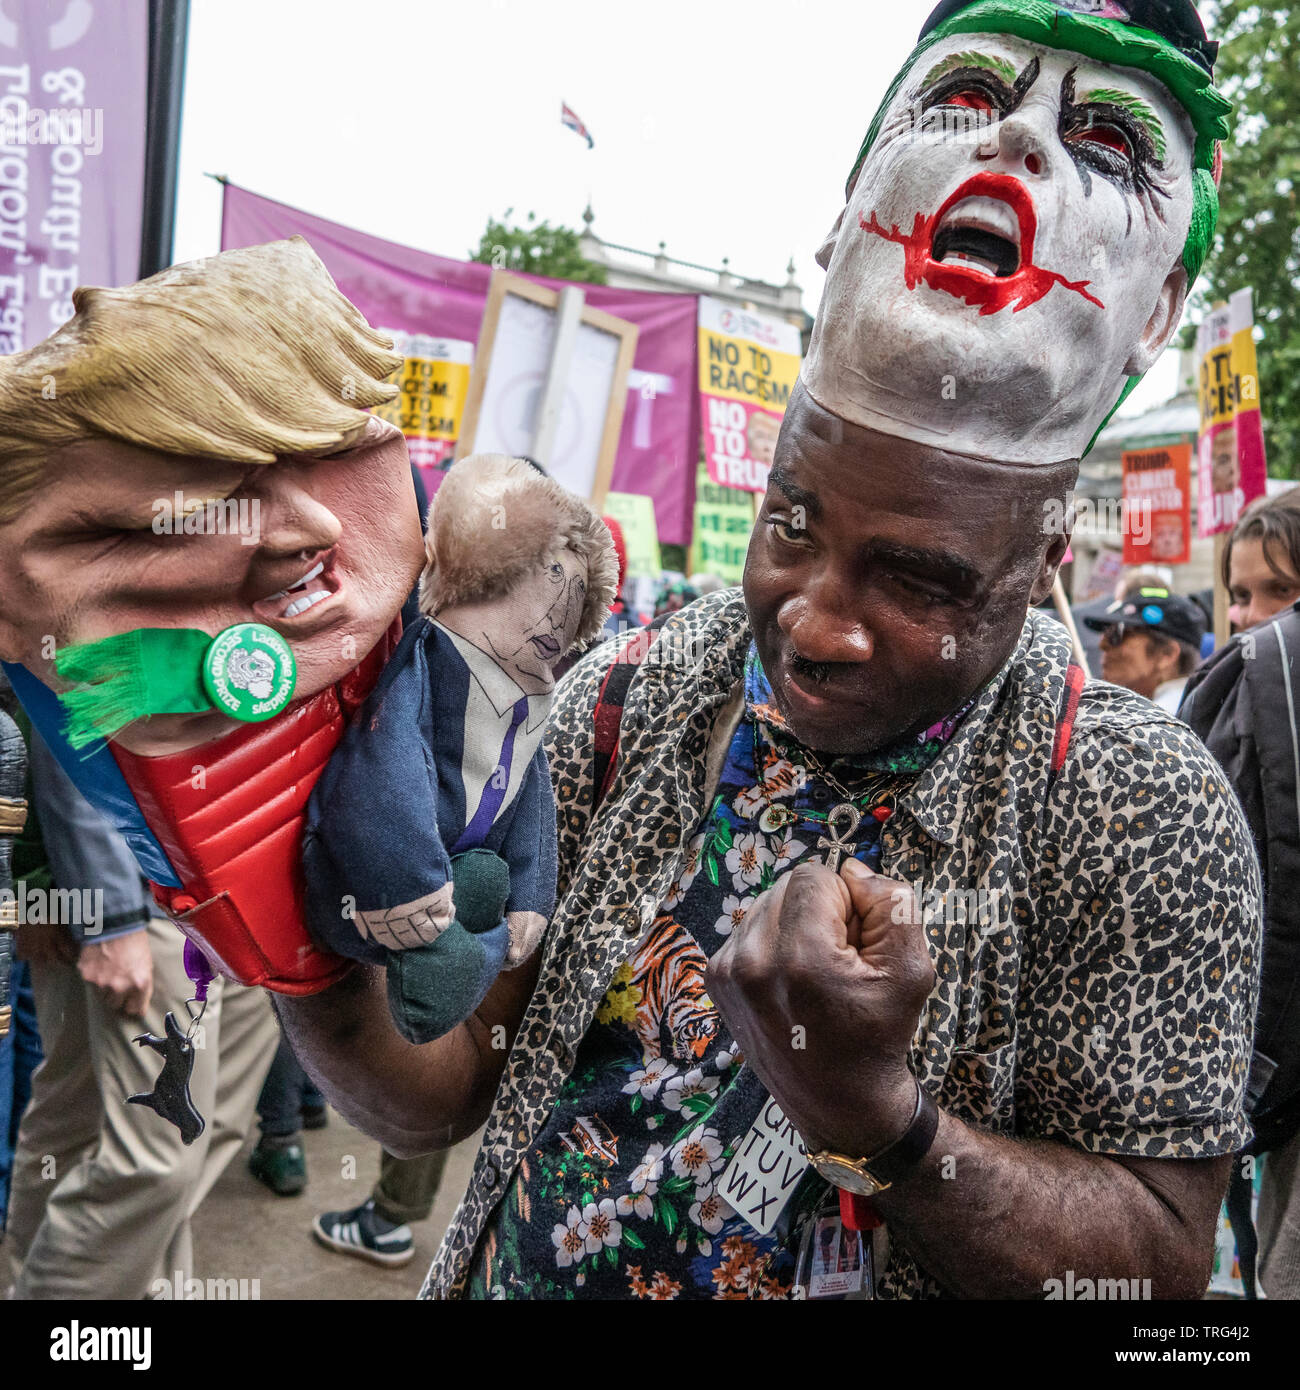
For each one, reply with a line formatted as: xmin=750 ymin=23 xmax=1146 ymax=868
xmin=466 ymin=648 xmax=967 ymax=1300
xmin=424 ymin=592 xmax=1261 ymax=1301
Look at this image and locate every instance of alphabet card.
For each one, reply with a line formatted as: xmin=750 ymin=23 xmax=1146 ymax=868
xmin=718 ymin=1097 xmax=809 ymax=1236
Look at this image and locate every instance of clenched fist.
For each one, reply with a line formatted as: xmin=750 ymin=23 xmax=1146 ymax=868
xmin=706 ymin=857 xmax=934 ymax=1157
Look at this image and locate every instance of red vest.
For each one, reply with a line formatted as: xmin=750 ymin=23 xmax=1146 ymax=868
xmin=111 ymin=625 xmax=399 ymax=995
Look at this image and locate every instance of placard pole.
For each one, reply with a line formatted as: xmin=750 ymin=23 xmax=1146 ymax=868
xmin=1052 ymin=574 xmax=1091 ymax=680
xmin=532 ymin=286 xmax=585 ymax=469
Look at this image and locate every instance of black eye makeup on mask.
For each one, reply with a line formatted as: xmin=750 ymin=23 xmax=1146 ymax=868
xmin=1058 ymin=67 xmax=1168 ymax=204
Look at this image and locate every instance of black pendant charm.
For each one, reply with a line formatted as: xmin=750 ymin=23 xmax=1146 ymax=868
xmin=127 ymin=1011 xmax=205 ymax=1145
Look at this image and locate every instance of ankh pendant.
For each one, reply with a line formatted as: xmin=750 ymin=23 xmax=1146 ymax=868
xmin=818 ymin=803 xmax=864 ymax=873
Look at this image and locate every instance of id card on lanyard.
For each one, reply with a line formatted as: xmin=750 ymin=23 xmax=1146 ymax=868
xmin=794 ymin=1191 xmax=874 ymax=1300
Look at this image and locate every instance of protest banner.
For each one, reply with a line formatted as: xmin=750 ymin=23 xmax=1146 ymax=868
xmin=1121 ymin=443 xmax=1192 ymax=567
xmin=0 ymin=0 xmax=148 ymax=352
xmin=698 ymin=296 xmax=800 ymax=494
xmin=690 ymin=460 xmax=755 ymax=585
xmin=370 ymin=332 xmax=473 ymax=482
xmin=221 ymin=183 xmax=700 ymax=542
xmin=603 ymin=492 xmax=661 ymax=579
xmin=1196 ymin=288 xmax=1267 ymax=540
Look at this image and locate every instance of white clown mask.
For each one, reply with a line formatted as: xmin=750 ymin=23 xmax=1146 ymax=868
xmin=803 ymin=30 xmax=1197 ymax=464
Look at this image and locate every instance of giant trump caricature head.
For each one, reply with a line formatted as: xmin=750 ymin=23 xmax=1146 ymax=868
xmin=0 ymin=238 xmax=425 ymax=754
xmin=802 ymin=0 xmax=1231 ymax=465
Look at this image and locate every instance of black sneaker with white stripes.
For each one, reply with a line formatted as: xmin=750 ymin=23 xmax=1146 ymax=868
xmin=311 ymin=1198 xmax=414 ymax=1267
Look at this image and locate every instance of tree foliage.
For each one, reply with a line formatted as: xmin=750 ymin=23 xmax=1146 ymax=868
xmin=469 ymin=210 xmax=607 ymax=285
xmin=1193 ymin=4 xmax=1300 ymax=476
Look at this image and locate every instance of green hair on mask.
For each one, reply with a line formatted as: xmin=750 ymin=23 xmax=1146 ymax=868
xmin=841 ymin=0 xmax=1233 ymax=451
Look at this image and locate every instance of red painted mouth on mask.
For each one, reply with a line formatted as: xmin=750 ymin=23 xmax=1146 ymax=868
xmin=859 ymin=173 xmax=1105 ymax=315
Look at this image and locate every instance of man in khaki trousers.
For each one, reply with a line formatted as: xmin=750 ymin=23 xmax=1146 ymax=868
xmin=3 ymin=737 xmax=278 ymax=1300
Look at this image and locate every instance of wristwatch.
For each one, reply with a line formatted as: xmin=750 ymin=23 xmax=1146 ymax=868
xmin=807 ymin=1081 xmax=940 ymax=1196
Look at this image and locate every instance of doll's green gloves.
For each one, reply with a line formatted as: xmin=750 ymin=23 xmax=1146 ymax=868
xmin=385 ymin=848 xmax=512 ymax=1045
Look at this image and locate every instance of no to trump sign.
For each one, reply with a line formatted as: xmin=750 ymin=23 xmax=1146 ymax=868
xmin=698 ymin=296 xmax=801 ymax=494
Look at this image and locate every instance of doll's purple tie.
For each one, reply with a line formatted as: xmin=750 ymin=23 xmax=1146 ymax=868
xmin=454 ymin=696 xmax=530 ymax=851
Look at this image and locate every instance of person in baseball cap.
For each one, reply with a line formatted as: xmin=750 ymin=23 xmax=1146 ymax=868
xmin=1085 ymin=586 xmax=1207 ymax=710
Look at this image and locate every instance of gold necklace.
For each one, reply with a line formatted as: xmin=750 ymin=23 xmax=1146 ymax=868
xmin=798 ymin=746 xmax=899 ymax=809
xmin=799 ymin=752 xmax=901 ymax=871
xmin=753 ymin=720 xmax=900 ymax=863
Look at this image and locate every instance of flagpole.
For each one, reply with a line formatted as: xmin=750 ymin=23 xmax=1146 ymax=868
xmin=140 ymin=0 xmax=191 ymax=278
xmin=586 ymin=118 xmax=595 ymax=244
xmin=562 ymin=102 xmax=596 ymax=230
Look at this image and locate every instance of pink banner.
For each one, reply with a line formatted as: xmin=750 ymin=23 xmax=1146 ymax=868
xmin=221 ymin=184 xmax=700 ymax=545
xmin=0 ymin=0 xmax=147 ymax=352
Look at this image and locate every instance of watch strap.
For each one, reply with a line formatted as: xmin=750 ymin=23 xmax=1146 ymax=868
xmin=861 ymin=1080 xmax=940 ymax=1187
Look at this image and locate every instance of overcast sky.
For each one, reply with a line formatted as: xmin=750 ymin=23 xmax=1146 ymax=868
xmin=173 ymin=0 xmax=1180 ymax=416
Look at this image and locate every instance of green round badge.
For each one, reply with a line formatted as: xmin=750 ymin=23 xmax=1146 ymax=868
xmin=201 ymin=623 xmax=297 ymax=723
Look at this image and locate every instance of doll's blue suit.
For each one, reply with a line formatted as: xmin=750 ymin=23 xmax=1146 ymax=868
xmin=303 ymin=616 xmax=557 ymax=1043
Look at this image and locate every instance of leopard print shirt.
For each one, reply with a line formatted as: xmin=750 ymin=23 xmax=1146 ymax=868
xmin=422 ymin=590 xmax=1261 ymax=1299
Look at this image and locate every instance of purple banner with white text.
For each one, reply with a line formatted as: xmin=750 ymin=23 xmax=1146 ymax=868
xmin=221 ymin=183 xmax=701 ymax=545
xmin=0 ymin=0 xmax=147 ymax=352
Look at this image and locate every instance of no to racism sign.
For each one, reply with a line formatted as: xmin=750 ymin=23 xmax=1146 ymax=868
xmin=371 ymin=331 xmax=473 ymax=477
xmin=698 ymin=296 xmax=801 ymax=494
xmin=1196 ymin=288 xmax=1267 ymax=539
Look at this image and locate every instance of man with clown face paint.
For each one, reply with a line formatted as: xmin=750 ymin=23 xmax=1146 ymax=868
xmin=283 ymin=1 xmax=1263 ymax=1301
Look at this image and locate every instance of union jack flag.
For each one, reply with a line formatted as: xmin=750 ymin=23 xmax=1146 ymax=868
xmin=561 ymin=102 xmax=594 ymax=149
